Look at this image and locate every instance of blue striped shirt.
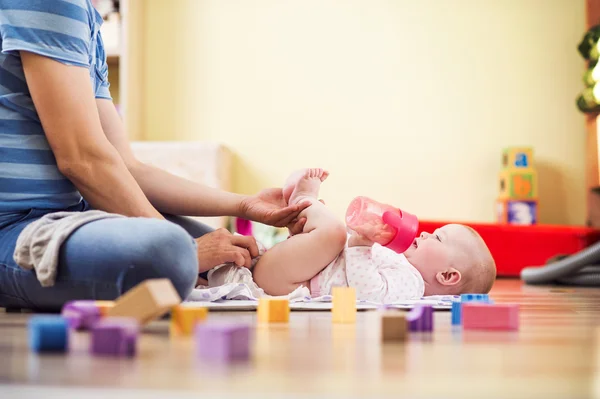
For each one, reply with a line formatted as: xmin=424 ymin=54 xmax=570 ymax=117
xmin=0 ymin=0 xmax=111 ymax=215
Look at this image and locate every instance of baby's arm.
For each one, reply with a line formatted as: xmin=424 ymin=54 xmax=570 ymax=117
xmin=346 ymin=233 xmax=424 ymax=303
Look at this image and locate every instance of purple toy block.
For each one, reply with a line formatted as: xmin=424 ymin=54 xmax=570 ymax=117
xmin=61 ymin=300 xmax=101 ymax=330
xmin=406 ymin=305 xmax=434 ymax=332
xmin=91 ymin=317 xmax=139 ymax=357
xmin=195 ymin=322 xmax=250 ymax=362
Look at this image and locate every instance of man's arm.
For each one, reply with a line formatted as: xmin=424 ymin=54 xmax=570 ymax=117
xmin=21 ymin=52 xmax=164 ymax=220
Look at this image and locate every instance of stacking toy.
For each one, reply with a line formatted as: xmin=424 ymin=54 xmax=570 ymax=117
xmin=345 ymin=196 xmax=419 ymax=253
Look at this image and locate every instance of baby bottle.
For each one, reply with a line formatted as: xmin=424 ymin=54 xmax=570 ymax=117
xmin=345 ymin=196 xmax=419 ymax=253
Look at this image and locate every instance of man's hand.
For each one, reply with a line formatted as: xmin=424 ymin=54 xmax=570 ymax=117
xmin=238 ymin=188 xmax=311 ymax=228
xmin=195 ymin=229 xmax=259 ymax=272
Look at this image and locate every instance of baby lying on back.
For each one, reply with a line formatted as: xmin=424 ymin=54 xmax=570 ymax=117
xmin=246 ymin=168 xmax=496 ymax=302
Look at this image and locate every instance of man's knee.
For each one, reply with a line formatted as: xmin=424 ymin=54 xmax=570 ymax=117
xmin=128 ymin=219 xmax=198 ymax=300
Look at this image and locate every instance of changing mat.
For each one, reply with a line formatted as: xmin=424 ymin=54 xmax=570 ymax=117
xmin=185 ymin=282 xmax=455 ymax=310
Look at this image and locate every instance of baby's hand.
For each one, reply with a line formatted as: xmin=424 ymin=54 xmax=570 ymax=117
xmin=347 ymin=229 xmax=375 ymax=247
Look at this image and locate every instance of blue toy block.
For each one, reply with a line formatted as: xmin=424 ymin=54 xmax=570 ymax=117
xmin=28 ymin=316 xmax=69 ymax=353
xmin=451 ymin=301 xmax=462 ymax=325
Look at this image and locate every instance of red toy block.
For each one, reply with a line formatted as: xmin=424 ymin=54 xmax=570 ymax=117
xmin=418 ymin=221 xmax=600 ymax=276
xmin=462 ymin=303 xmax=519 ymax=331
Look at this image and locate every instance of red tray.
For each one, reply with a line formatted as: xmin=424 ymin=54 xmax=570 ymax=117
xmin=417 ymin=221 xmax=600 ymax=276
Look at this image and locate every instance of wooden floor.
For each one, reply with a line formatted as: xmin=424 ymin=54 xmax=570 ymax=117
xmin=0 ymin=279 xmax=599 ymax=399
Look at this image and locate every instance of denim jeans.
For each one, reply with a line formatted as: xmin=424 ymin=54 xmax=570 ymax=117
xmin=0 ymin=201 xmax=214 ymax=311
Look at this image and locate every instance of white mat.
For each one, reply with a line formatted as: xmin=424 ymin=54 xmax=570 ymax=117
xmin=185 ymin=283 xmax=455 ymax=310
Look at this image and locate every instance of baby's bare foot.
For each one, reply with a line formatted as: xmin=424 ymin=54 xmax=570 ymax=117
xmin=283 ymin=168 xmax=329 ymax=205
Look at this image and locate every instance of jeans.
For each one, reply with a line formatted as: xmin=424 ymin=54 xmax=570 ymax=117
xmin=0 ymin=201 xmax=214 ymax=311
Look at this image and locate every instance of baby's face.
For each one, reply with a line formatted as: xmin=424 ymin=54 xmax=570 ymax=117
xmin=404 ymin=224 xmax=474 ymax=293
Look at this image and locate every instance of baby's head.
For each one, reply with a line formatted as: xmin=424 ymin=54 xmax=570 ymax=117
xmin=403 ymin=224 xmax=496 ymax=296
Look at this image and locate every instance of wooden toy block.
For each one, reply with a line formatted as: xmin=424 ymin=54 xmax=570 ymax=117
xmin=502 ymin=147 xmax=533 ymax=169
xmin=496 ymin=198 xmax=538 ymax=225
xmin=332 ymin=287 xmax=356 ymax=324
xmin=406 ymin=305 xmax=433 ymax=332
xmin=462 ymin=303 xmax=519 ymax=331
xmin=107 ymin=279 xmax=181 ymax=325
xmin=499 ymin=169 xmax=538 ymax=200
xmin=257 ymin=298 xmax=290 ymax=323
xmin=170 ymin=306 xmax=208 ymax=336
xmin=28 ymin=316 xmax=69 ymax=353
xmin=195 ymin=322 xmax=250 ymax=362
xmin=61 ymin=300 xmax=101 ymax=330
xmin=381 ymin=312 xmax=407 ymax=342
xmin=91 ymin=317 xmax=140 ymax=357
xmin=95 ymin=301 xmax=115 ymax=317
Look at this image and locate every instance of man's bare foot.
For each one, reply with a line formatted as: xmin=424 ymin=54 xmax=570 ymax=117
xmin=283 ymin=168 xmax=329 ymax=205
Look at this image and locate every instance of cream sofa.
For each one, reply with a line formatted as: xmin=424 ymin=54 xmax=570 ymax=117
xmin=130 ymin=141 xmax=232 ymax=229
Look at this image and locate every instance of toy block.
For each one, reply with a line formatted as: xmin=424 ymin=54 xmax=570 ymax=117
xmin=91 ymin=317 xmax=140 ymax=357
xmin=95 ymin=301 xmax=115 ymax=316
xmin=462 ymin=303 xmax=519 ymax=331
xmin=332 ymin=287 xmax=356 ymax=323
xmin=61 ymin=300 xmax=101 ymax=330
xmin=170 ymin=306 xmax=208 ymax=336
xmin=406 ymin=305 xmax=433 ymax=332
xmin=195 ymin=322 xmax=250 ymax=362
xmin=452 ymin=294 xmax=492 ymax=325
xmin=28 ymin=316 xmax=69 ymax=353
xmin=502 ymin=147 xmax=533 ymax=169
xmin=451 ymin=301 xmax=462 ymax=325
xmin=381 ymin=312 xmax=407 ymax=342
xmin=257 ymin=298 xmax=290 ymax=323
xmin=107 ymin=279 xmax=181 ymax=325
xmin=499 ymin=169 xmax=538 ymax=200
xmin=496 ymin=198 xmax=538 ymax=225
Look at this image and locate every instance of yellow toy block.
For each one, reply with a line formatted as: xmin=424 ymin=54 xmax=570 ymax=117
xmin=332 ymin=287 xmax=356 ymax=323
xmin=107 ymin=279 xmax=181 ymax=325
xmin=502 ymin=147 xmax=533 ymax=169
xmin=381 ymin=312 xmax=407 ymax=342
xmin=95 ymin=301 xmax=115 ymax=317
xmin=170 ymin=306 xmax=208 ymax=336
xmin=257 ymin=298 xmax=290 ymax=323
xmin=499 ymin=169 xmax=538 ymax=200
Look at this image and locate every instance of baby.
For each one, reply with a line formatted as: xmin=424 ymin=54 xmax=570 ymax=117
xmin=251 ymin=168 xmax=496 ymax=302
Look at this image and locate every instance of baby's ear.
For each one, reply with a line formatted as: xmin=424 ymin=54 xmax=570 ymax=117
xmin=436 ymin=268 xmax=461 ymax=286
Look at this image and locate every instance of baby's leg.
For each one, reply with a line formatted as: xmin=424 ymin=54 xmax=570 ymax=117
xmin=253 ymin=169 xmax=347 ymax=296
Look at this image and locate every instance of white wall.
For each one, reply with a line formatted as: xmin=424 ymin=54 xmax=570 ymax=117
xmin=143 ymin=0 xmax=586 ymax=225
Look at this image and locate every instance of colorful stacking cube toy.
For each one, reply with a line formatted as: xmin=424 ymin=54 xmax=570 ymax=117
xmin=61 ymin=300 xmax=101 ymax=331
xmin=91 ymin=317 xmax=140 ymax=357
xmin=257 ymin=298 xmax=290 ymax=323
xmin=170 ymin=305 xmax=208 ymax=336
xmin=332 ymin=287 xmax=357 ymax=323
xmin=406 ymin=305 xmax=433 ymax=332
xmin=28 ymin=316 xmax=69 ymax=353
xmin=496 ymin=147 xmax=539 ymax=225
xmin=195 ymin=322 xmax=251 ymax=362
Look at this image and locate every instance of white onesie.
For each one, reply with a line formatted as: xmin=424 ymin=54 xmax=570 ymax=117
xmin=309 ymin=243 xmax=425 ymax=303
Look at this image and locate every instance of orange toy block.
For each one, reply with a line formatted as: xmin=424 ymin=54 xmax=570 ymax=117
xmin=381 ymin=312 xmax=407 ymax=342
xmin=257 ymin=298 xmax=290 ymax=323
xmin=107 ymin=279 xmax=181 ymax=325
xmin=95 ymin=301 xmax=115 ymax=317
xmin=332 ymin=287 xmax=356 ymax=324
xmin=170 ymin=306 xmax=208 ymax=336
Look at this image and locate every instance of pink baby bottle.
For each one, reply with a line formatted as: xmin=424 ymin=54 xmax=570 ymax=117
xmin=345 ymin=196 xmax=419 ymax=253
